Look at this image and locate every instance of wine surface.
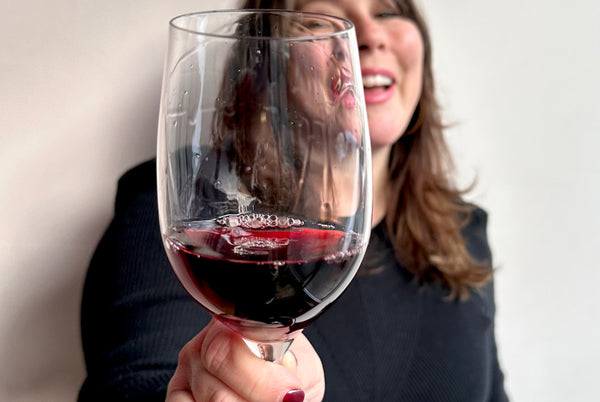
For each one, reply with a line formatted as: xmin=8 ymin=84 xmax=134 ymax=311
xmin=164 ymin=214 xmax=365 ymax=336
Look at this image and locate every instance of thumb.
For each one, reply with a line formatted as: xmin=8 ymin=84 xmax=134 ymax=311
xmin=280 ymin=349 xmax=298 ymax=374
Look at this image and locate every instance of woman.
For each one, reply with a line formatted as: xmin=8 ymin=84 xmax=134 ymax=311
xmin=79 ymin=0 xmax=507 ymax=401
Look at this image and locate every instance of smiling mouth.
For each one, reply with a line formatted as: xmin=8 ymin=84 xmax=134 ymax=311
xmin=332 ymin=71 xmax=354 ymax=100
xmin=362 ymin=74 xmax=394 ymax=90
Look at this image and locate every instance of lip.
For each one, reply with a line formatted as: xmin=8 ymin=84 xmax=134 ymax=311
xmin=361 ymin=68 xmax=395 ymax=105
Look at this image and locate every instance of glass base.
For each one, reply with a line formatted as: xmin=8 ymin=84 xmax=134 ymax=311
xmin=243 ymin=338 xmax=294 ymax=363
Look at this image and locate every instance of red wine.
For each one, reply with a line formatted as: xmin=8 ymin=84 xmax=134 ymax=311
xmin=164 ymin=214 xmax=365 ymax=337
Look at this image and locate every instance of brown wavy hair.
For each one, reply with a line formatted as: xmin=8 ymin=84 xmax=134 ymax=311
xmin=242 ymin=0 xmax=492 ymax=299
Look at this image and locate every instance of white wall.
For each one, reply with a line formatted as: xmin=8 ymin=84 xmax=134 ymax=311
xmin=0 ymin=1 xmax=238 ymax=401
xmin=420 ymin=0 xmax=600 ymax=401
xmin=1 ymin=1 xmax=598 ymax=401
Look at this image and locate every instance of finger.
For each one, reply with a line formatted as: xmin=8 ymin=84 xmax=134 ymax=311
xmin=167 ymin=326 xmax=247 ymax=402
xmin=166 ymin=344 xmax=197 ymax=402
xmin=167 ymin=343 xmax=196 ymax=401
xmin=288 ymin=334 xmax=325 ymax=402
xmin=189 ymin=365 xmax=247 ymax=402
xmin=280 ymin=350 xmax=298 ymax=374
xmin=165 ymin=389 xmax=193 ymax=402
xmin=169 ymin=369 xmax=248 ymax=402
xmin=200 ymin=319 xmax=304 ymax=402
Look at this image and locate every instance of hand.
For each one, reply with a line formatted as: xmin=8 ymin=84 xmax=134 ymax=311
xmin=166 ymin=318 xmax=325 ymax=402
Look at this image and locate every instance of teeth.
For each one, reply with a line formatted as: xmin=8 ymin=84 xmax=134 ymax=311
xmin=362 ymin=74 xmax=393 ymax=88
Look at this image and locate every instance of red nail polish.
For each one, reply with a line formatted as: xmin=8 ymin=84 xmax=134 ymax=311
xmin=283 ymin=389 xmax=305 ymax=402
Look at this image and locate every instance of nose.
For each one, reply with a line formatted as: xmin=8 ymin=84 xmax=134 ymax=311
xmin=333 ymin=38 xmax=349 ymax=61
xmin=354 ymin=16 xmax=386 ymax=52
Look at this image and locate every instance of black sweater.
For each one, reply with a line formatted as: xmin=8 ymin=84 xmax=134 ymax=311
xmin=79 ymin=160 xmax=508 ymax=401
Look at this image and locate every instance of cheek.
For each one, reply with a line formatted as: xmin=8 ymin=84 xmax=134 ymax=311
xmin=368 ymin=24 xmax=425 ymax=148
xmin=391 ymin=22 xmax=425 ymax=70
xmin=290 ymin=42 xmax=331 ymax=71
xmin=288 ymin=44 xmax=334 ymax=106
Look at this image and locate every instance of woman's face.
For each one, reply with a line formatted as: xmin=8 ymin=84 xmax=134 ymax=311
xmin=286 ymin=14 xmax=362 ymax=146
xmin=295 ymin=0 xmax=425 ymax=151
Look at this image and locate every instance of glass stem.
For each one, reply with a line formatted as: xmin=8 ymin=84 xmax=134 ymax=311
xmin=243 ymin=338 xmax=294 ymax=363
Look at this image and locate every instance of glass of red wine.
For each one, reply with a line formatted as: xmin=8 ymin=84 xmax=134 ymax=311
xmin=157 ymin=9 xmax=372 ymax=362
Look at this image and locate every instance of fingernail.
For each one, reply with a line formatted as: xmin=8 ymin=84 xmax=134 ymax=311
xmin=282 ymin=389 xmax=305 ymax=402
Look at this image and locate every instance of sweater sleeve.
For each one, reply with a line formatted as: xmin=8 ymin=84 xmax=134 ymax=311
xmin=489 ymin=330 xmax=509 ymax=401
xmin=78 ymin=160 xmax=211 ymax=401
xmin=464 ymin=206 xmax=509 ymax=401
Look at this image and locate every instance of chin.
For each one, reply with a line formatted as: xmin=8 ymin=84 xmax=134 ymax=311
xmin=367 ymin=101 xmax=412 ymax=141
xmin=368 ymin=121 xmax=409 ymax=149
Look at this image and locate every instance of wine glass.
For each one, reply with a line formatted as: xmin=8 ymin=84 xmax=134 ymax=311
xmin=157 ymin=9 xmax=372 ymax=363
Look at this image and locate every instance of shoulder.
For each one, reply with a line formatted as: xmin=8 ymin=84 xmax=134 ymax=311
xmin=113 ymin=159 xmax=157 ymax=213
xmin=117 ymin=159 xmax=157 ymax=192
xmin=461 ymin=204 xmax=493 ymax=267
xmin=463 ymin=205 xmax=488 ymax=235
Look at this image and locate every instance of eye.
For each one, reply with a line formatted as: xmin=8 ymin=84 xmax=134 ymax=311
xmin=376 ymin=12 xmax=402 ymax=19
xmin=305 ymin=20 xmax=326 ymax=29
xmin=375 ymin=1 xmax=411 ymax=19
xmin=300 ymin=17 xmax=335 ymax=34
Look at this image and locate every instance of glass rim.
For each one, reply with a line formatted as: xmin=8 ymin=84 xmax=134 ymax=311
xmin=169 ymin=9 xmax=355 ymax=41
